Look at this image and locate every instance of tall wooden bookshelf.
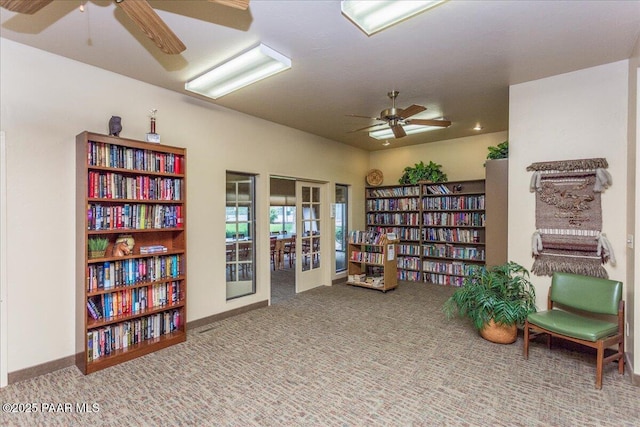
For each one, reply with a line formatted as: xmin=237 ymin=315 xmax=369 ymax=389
xmin=75 ymin=131 xmax=187 ymax=374
xmin=366 ymin=180 xmax=486 ymax=286
xmin=365 ymin=185 xmax=421 ymax=281
xmin=421 ymin=180 xmax=485 ymax=286
xmin=347 ymin=231 xmax=398 ymax=292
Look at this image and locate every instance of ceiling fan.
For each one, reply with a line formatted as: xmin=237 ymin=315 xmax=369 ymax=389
xmin=0 ymin=0 xmax=250 ymax=54
xmin=348 ymin=91 xmax=451 ymax=139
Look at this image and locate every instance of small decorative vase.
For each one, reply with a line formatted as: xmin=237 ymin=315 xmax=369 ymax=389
xmin=479 ymin=319 xmax=517 ymax=344
xmin=115 ymin=234 xmax=135 ymax=252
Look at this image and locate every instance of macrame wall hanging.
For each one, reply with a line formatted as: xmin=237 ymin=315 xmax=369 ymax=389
xmin=527 ymin=158 xmax=615 ymax=279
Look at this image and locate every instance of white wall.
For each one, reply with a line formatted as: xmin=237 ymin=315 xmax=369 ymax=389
xmin=0 ymin=39 xmax=370 ymax=373
xmin=509 ymin=61 xmax=633 ymax=365
xmin=369 ymin=131 xmax=508 ymax=184
xmin=631 ymin=37 xmax=640 ymax=379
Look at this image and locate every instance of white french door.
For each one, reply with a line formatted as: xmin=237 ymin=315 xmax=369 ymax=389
xmin=295 ymin=181 xmax=326 ymax=293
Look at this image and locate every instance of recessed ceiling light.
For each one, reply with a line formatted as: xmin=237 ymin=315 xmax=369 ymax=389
xmin=341 ymin=1 xmax=448 ymax=36
xmin=185 ymin=43 xmax=291 ymax=100
xmin=473 ymin=124 xmax=483 ymax=131
xmin=382 ymin=140 xmax=391 ymax=146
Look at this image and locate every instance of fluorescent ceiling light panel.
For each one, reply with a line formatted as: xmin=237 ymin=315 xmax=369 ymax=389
xmin=185 ymin=44 xmax=291 ymax=99
xmin=369 ymin=124 xmax=441 ymax=140
xmin=341 ymin=0 xmax=447 ymax=35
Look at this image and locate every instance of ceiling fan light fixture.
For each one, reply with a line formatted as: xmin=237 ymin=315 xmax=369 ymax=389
xmin=185 ymin=43 xmax=291 ymax=99
xmin=369 ymin=123 xmax=442 ymax=140
xmin=341 ymin=0 xmax=447 ymax=36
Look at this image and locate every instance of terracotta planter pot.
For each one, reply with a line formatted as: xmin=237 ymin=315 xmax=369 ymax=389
xmin=479 ymin=319 xmax=517 ymax=344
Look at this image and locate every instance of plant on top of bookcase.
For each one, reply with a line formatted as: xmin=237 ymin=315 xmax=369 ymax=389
xmin=443 ymin=261 xmax=536 ymax=344
xmin=88 ymin=237 xmax=109 ymax=259
xmin=398 ymin=160 xmax=448 ymax=184
xmin=485 ymin=140 xmax=509 ymax=162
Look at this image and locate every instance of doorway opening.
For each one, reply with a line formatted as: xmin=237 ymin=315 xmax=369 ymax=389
xmin=269 ymin=177 xmax=296 ymax=304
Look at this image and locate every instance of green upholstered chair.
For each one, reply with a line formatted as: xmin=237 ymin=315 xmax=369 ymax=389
xmin=523 ymin=272 xmax=624 ymax=389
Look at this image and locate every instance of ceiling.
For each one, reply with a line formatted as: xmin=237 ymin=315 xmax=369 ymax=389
xmin=1 ymin=1 xmax=639 ymax=151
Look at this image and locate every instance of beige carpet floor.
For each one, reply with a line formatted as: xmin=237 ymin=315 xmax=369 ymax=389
xmin=1 ymin=281 xmax=638 ymax=426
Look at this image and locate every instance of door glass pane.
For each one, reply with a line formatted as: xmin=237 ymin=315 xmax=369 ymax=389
xmin=335 ymin=184 xmax=348 ymax=272
xmin=302 ymin=186 xmax=311 ymax=203
xmin=226 ymin=172 xmax=256 ymax=300
xmin=312 ymin=187 xmax=320 ymax=203
xmin=310 ymin=204 xmax=320 ymax=221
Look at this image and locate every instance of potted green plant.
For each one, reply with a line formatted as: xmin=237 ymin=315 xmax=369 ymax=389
xmin=485 ymin=140 xmax=508 ymax=161
xmin=443 ymin=261 xmax=536 ymax=344
xmin=88 ymin=237 xmax=109 ymax=259
xmin=398 ymin=160 xmax=448 ymax=184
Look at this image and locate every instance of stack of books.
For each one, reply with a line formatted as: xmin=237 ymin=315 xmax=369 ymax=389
xmin=348 ymin=274 xmax=366 ymax=283
xmin=139 ymin=245 xmax=168 ymax=254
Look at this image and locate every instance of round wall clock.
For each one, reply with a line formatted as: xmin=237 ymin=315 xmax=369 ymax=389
xmin=366 ymin=169 xmax=384 ymax=186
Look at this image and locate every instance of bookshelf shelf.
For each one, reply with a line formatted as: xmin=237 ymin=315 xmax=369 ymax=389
xmin=85 ymin=331 xmax=185 ymax=374
xmin=76 ymin=131 xmax=187 ymax=375
xmin=347 ymin=231 xmax=398 ymax=292
xmin=366 ymin=180 xmax=486 ymax=285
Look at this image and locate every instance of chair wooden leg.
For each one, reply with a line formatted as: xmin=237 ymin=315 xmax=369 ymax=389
xmin=523 ymin=320 xmax=530 ymax=359
xmin=618 ymin=341 xmax=625 ymax=374
xmin=596 ymin=343 xmax=604 ymax=390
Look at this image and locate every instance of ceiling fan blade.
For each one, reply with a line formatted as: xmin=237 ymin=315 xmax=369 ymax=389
xmin=400 ymin=104 xmax=426 ymax=119
xmin=209 ymin=0 xmax=250 ymax=10
xmin=349 ymin=123 xmax=388 ymax=133
xmin=406 ymin=118 xmax=452 ymax=127
xmin=0 ymin=0 xmax=52 ymax=14
xmin=391 ymin=124 xmax=406 ymax=138
xmin=117 ymin=0 xmax=186 ymax=55
xmin=346 ymin=114 xmax=383 ymax=121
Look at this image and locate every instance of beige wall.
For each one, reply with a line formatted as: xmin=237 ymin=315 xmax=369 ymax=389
xmin=0 ymin=39 xmax=370 ymax=373
xmin=369 ymin=131 xmax=508 ymax=184
xmin=631 ymin=36 xmax=640 ymax=379
xmin=509 ymin=60 xmax=636 ymax=372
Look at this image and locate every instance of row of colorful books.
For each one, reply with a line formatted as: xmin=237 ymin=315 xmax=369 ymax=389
xmin=422 ymin=261 xmax=483 ymax=276
xmin=366 ymin=212 xmax=420 ymax=226
xmin=397 ymin=244 xmax=421 ymax=255
xmin=86 ymin=309 xmax=181 ymax=363
xmin=88 ymin=171 xmax=182 ymax=201
xmin=87 ymin=142 xmax=183 ymax=174
xmin=422 ymin=227 xmax=481 ymax=243
xmin=422 ymin=195 xmax=485 ymax=210
xmin=366 ymin=186 xmax=420 ymax=198
xmin=87 ymin=281 xmax=182 ymax=320
xmin=423 ymin=273 xmax=466 ymax=286
xmin=348 ymin=230 xmax=386 ymax=245
xmin=398 ymin=270 xmax=421 ymax=281
xmin=366 ymin=197 xmax=420 ymax=211
xmin=397 ymin=256 xmax=421 ymax=270
xmin=367 ymin=226 xmax=421 ymax=241
xmin=423 ymin=244 xmax=485 ymax=261
xmin=87 ymin=255 xmax=182 ymax=292
xmin=87 ymin=203 xmax=183 ymax=230
xmin=349 ymin=250 xmax=384 ymax=265
xmin=424 ymin=184 xmax=452 ymax=195
xmin=423 ymin=212 xmax=486 ymax=227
